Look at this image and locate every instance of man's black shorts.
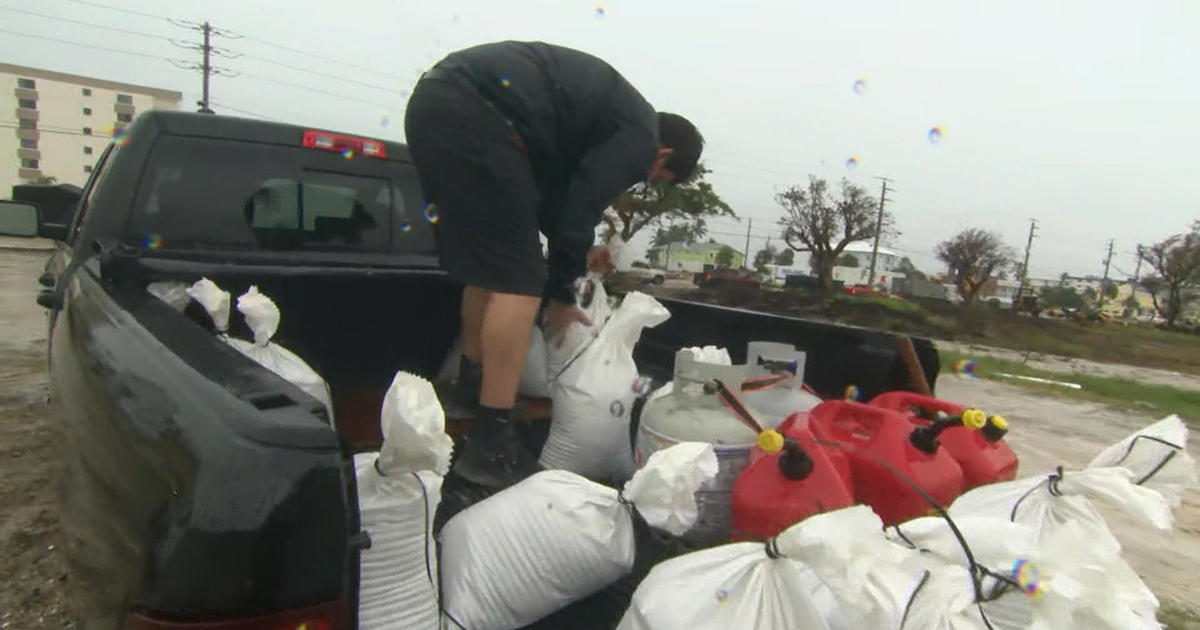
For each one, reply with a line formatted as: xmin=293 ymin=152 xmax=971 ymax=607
xmin=405 ymin=75 xmax=546 ymax=297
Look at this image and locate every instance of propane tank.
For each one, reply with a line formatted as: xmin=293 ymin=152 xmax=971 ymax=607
xmin=741 ymin=341 xmax=823 ymax=426
xmin=636 ymin=348 xmax=766 ymax=543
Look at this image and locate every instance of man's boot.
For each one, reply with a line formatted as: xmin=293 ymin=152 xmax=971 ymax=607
xmin=452 ymin=406 xmax=542 ymax=488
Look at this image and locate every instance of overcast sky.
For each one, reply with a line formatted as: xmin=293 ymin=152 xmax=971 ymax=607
xmin=4 ymin=0 xmax=1197 ymax=279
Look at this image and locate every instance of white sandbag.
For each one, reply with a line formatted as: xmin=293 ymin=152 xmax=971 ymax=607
xmin=947 ymin=466 xmax=1173 ymax=552
xmin=357 ymin=372 xmax=453 ymax=630
xmin=619 ymin=505 xmax=915 ymax=630
xmin=440 ymin=442 xmax=717 ymax=630
xmin=147 ymin=281 xmax=192 ymax=312
xmin=186 ymin=277 xmax=231 ymax=331
xmin=226 ymin=286 xmax=334 ymax=420
xmin=1087 ymin=414 xmax=1196 ymax=508
xmin=517 ymin=325 xmax=552 ymax=398
xmin=546 ymin=273 xmax=614 ymax=380
xmin=895 ymin=521 xmax=1160 ymax=630
xmin=377 ymin=371 xmax=454 ymax=476
xmin=541 ymin=292 xmax=670 ymax=480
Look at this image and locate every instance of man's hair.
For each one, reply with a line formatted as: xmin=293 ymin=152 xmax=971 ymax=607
xmin=658 ymin=112 xmax=703 ymax=181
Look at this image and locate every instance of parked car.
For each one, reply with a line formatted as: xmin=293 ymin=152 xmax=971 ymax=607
xmin=0 ymin=110 xmax=942 ymax=630
xmin=844 ymin=284 xmax=882 ymax=297
xmin=627 ymin=260 xmax=666 ymax=285
xmin=693 ymin=267 xmax=760 ymax=289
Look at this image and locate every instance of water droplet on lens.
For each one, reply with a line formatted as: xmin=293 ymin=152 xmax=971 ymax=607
xmin=423 ymin=203 xmax=440 ymax=224
xmin=927 ymin=125 xmax=944 ymax=145
xmin=845 ymin=156 xmax=859 ymax=169
xmin=399 ymin=221 xmax=413 ymax=233
xmin=852 ymin=76 xmax=868 ymax=95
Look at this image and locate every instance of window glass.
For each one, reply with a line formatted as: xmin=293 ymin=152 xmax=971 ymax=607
xmin=18 ymin=99 xmax=36 ymax=109
xmin=83 ymin=107 xmax=92 ymax=116
xmin=17 ymin=78 xmax=34 ymax=89
xmin=128 ymin=136 xmax=434 ymax=254
xmin=19 ymin=119 xmax=36 ymax=129
xmin=116 ymin=94 xmax=133 ymax=104
xmin=82 ymin=127 xmax=92 ymax=135
xmin=82 ymin=88 xmax=92 ymax=96
xmin=117 ymin=113 xmax=132 ymax=123
xmin=20 ymin=158 xmax=39 ymax=169
xmin=20 ymin=139 xmax=36 ymax=149
xmin=83 ymin=146 xmax=93 ymax=155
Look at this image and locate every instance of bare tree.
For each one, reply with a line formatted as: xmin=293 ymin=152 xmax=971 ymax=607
xmin=1138 ymin=225 xmax=1200 ymax=327
xmin=935 ymin=228 xmax=1015 ymax=306
xmin=777 ymin=176 xmax=886 ymax=292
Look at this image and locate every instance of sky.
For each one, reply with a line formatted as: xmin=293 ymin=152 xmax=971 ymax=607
xmin=3 ymin=0 xmax=1197 ymax=279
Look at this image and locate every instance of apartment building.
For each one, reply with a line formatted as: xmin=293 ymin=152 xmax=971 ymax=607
xmin=2 ymin=63 xmax=181 ymax=196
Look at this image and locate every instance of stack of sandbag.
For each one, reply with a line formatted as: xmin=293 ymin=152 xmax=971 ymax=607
xmin=439 ymin=442 xmax=718 ymax=630
xmin=186 ymin=278 xmax=334 ymax=420
xmin=539 ymin=291 xmax=670 ymax=481
xmin=947 ymin=414 xmax=1193 ymax=552
xmin=356 ymin=372 xmax=455 ymax=630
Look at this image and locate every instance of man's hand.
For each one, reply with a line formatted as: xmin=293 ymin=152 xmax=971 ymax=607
xmin=586 ymin=246 xmax=614 ymax=275
xmin=543 ymin=300 xmax=593 ymax=348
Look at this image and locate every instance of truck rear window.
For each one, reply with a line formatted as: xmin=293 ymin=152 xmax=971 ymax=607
xmin=129 ymin=136 xmax=434 ymax=254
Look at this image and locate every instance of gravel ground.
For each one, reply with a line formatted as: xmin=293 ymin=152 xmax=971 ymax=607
xmin=0 ymin=246 xmax=1195 ymax=627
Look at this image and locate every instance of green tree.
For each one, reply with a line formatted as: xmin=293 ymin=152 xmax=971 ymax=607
xmin=1040 ymin=286 xmax=1085 ymax=310
xmin=602 ymin=164 xmax=735 ymax=243
xmin=715 ymin=245 xmax=737 ymax=268
xmin=1082 ymin=287 xmax=1098 ymax=303
xmin=754 ymin=245 xmax=778 ymax=273
xmin=1102 ymin=280 xmax=1119 ymax=300
xmin=652 ymin=222 xmax=705 ymax=248
xmin=1138 ymin=224 xmax=1200 ymax=327
xmin=936 ymin=228 xmax=1016 ymax=306
xmin=777 ymin=176 xmax=887 ymax=292
xmin=774 ymin=248 xmax=795 ymax=266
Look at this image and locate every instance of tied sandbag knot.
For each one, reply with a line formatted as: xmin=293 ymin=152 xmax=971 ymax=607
xmin=764 ymin=537 xmax=783 ymax=559
xmin=1047 ymin=466 xmax=1065 ymax=497
xmin=617 ymin=490 xmax=633 ymax=507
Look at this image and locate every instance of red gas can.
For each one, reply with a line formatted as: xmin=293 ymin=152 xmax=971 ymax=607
xmin=808 ymin=400 xmax=966 ymax=526
xmin=869 ymin=392 xmax=1018 ymax=489
xmin=777 ymin=412 xmax=853 ymax=485
xmin=732 ymin=425 xmax=855 ymax=540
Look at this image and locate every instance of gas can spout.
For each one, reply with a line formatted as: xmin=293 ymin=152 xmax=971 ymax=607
xmin=910 ymin=408 xmax=987 ymax=454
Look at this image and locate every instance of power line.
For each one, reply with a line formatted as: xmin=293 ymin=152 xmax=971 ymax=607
xmin=0 ymin=4 xmax=171 ymax=40
xmin=0 ymin=27 xmax=167 ymax=61
xmin=236 ymin=71 xmax=400 ymax=110
xmin=236 ymin=34 xmax=410 ymax=82
xmin=236 ymin=53 xmax=398 ymax=93
xmin=207 ymin=101 xmax=282 ymax=122
xmin=61 ymin=0 xmax=169 ymax=20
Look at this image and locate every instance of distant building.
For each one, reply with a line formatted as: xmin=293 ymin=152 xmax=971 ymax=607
xmin=830 ymin=242 xmax=905 ymax=289
xmin=978 ymin=278 xmax=1022 ymax=306
xmin=647 ymin=241 xmax=746 ymax=273
xmin=2 ymin=63 xmax=181 ymax=196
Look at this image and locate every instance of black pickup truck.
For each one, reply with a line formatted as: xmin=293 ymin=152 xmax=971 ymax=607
xmin=0 ymin=111 xmax=939 ymax=630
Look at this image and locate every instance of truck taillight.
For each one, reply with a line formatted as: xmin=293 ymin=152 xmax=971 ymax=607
xmin=126 ymin=600 xmax=343 ymax=630
xmin=301 ymin=130 xmax=388 ymax=159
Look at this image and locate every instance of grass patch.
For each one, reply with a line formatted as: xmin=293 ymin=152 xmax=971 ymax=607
xmin=942 ymin=351 xmax=1200 ymax=425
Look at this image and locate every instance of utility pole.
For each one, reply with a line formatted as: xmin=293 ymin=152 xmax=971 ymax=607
xmin=169 ymin=20 xmax=241 ymax=113
xmin=200 ymin=22 xmax=212 ymax=112
xmin=867 ymin=177 xmax=892 ymax=287
xmin=1015 ymin=219 xmax=1038 ymax=301
xmin=1132 ymin=248 xmax=1143 ymax=284
xmin=743 ymin=218 xmax=752 ymax=269
xmin=1099 ymin=239 xmax=1115 ymax=306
